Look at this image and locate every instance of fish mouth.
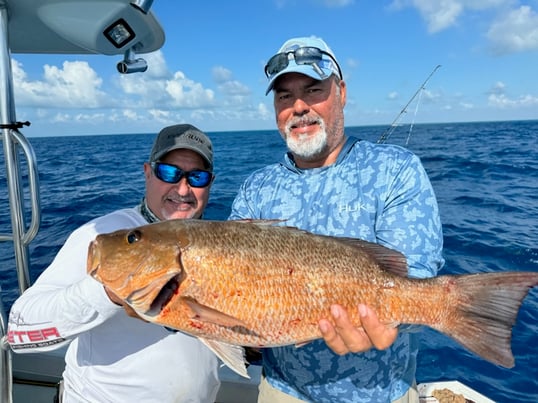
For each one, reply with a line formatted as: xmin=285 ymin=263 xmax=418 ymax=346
xmin=127 ymin=274 xmax=181 ymax=317
xmin=88 ymin=266 xmax=100 ymax=280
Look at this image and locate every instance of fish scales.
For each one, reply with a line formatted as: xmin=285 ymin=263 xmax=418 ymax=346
xmin=88 ymin=219 xmax=538 ymax=375
xmin=144 ymin=220 xmax=413 ymax=345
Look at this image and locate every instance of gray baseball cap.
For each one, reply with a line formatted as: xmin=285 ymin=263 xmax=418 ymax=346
xmin=149 ymin=124 xmax=213 ymax=170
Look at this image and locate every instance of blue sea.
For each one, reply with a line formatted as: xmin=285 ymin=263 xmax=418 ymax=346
xmin=1 ymin=120 xmax=537 ymax=402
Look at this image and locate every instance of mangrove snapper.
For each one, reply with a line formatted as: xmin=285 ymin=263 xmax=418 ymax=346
xmin=87 ymin=219 xmax=538 ymax=378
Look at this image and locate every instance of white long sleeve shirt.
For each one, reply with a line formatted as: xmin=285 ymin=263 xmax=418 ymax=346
xmin=7 ymin=207 xmax=220 ymax=403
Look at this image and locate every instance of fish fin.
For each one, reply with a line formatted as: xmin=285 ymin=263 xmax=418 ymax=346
xmin=231 ymin=218 xmax=287 ymax=226
xmin=182 ymin=297 xmax=248 ymax=328
xmin=336 ymin=238 xmax=408 ymax=277
xmin=200 ymin=338 xmax=250 ymax=379
xmin=435 ymin=271 xmax=538 ymax=368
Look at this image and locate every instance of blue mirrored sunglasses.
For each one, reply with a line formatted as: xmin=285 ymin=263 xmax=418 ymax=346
xmin=264 ymin=46 xmax=342 ymax=80
xmin=151 ymin=162 xmax=212 ymax=188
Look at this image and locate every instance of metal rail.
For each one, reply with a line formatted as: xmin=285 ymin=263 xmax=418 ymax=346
xmin=0 ymin=127 xmax=41 ymax=292
xmin=0 ymin=4 xmax=42 ymax=403
xmin=0 ymin=3 xmax=42 ymax=294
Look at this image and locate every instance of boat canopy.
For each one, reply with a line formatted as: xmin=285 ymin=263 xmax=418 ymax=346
xmin=6 ymin=0 xmax=164 ymax=55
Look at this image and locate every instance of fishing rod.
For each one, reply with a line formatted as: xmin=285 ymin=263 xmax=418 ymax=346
xmin=377 ymin=64 xmax=441 ymax=144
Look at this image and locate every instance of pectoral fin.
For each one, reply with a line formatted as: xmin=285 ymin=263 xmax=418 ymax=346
xmin=181 ymin=297 xmax=247 ymax=328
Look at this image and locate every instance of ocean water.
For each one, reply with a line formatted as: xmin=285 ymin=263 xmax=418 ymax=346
xmin=1 ymin=120 xmax=537 ymax=402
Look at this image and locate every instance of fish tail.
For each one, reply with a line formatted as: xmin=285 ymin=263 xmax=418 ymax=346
xmin=438 ymin=271 xmax=538 ymax=368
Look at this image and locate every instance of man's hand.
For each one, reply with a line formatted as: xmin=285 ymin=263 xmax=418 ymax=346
xmin=319 ymin=304 xmax=398 ymax=355
xmin=104 ymin=286 xmax=148 ymax=321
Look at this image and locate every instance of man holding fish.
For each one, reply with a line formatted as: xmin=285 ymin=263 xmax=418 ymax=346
xmin=228 ymin=36 xmax=445 ymax=402
xmin=44 ymin=36 xmax=538 ymax=403
xmin=7 ymin=124 xmax=220 ymax=402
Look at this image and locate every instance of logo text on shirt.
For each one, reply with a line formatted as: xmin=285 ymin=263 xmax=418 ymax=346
xmin=338 ymin=202 xmax=368 ymax=213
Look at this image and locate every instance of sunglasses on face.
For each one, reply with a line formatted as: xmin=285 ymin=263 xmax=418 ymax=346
xmin=264 ymin=46 xmax=343 ymax=80
xmin=151 ymin=162 xmax=213 ymax=188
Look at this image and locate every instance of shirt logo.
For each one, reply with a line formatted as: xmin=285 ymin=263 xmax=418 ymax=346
xmin=338 ymin=202 xmax=368 ymax=213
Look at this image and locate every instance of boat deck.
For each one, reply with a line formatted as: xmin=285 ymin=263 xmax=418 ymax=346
xmin=11 ymin=348 xmax=262 ymax=403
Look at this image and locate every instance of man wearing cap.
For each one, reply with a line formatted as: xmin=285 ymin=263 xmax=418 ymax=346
xmin=229 ymin=36 xmax=444 ymax=402
xmin=8 ymin=124 xmax=220 ymax=402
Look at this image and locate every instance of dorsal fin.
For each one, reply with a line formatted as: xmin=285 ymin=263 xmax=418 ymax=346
xmin=231 ymin=218 xmax=286 ymax=226
xmin=336 ymin=237 xmax=408 ymax=278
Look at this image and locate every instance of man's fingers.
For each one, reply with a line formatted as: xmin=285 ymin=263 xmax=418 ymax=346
xmin=320 ymin=304 xmax=399 ymax=355
xmin=359 ymin=304 xmax=398 ymax=350
xmin=331 ymin=304 xmax=374 ymax=353
xmin=319 ymin=318 xmax=349 ymax=355
xmin=320 ymin=305 xmax=373 ymax=354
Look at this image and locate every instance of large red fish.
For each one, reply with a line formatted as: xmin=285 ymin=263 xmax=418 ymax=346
xmin=87 ymin=219 xmax=538 ymax=378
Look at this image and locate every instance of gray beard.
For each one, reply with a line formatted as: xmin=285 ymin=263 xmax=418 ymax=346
xmin=286 ymin=128 xmax=328 ymax=160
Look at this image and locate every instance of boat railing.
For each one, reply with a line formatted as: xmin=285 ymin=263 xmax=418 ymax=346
xmin=0 ymin=127 xmax=41 ymax=292
xmin=1 ymin=0 xmax=42 ymax=294
xmin=1 ymin=4 xmax=42 ymax=402
xmin=0 ymin=124 xmax=40 ymax=403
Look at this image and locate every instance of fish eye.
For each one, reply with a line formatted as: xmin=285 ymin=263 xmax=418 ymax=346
xmin=126 ymin=230 xmax=142 ymax=244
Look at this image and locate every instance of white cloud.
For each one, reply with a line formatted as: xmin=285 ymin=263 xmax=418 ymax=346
xmin=487 ymin=6 xmax=538 ymax=54
xmin=13 ymin=59 xmax=107 ymax=108
xmin=212 ymin=66 xmax=233 ymax=83
xmin=389 ymin=0 xmax=464 ymax=32
xmin=140 ymin=51 xmax=170 ymax=78
xmin=13 ymin=49 xmax=219 ymax=114
xmin=415 ymin=1 xmax=464 ymax=33
xmin=148 ymin=109 xmax=172 ymax=121
xmin=165 ymin=71 xmax=215 ymax=108
xmin=10 ymin=48 xmax=267 ymax=134
xmin=487 ymin=80 xmax=538 ymax=108
xmin=52 ymin=112 xmax=107 ymax=124
xmin=212 ymin=66 xmax=250 ymax=96
xmin=51 ymin=112 xmax=69 ymax=123
xmin=388 ymin=0 xmax=538 ymax=67
xmin=389 ymin=1 xmax=522 ymax=34
xmin=459 ymin=102 xmax=474 ymax=109
xmin=490 ymin=81 xmax=506 ymax=94
xmin=121 ymin=109 xmax=141 ymax=121
xmin=116 ymin=72 xmax=162 ymax=97
xmin=257 ymin=103 xmax=273 ymax=121
xmin=488 ymin=93 xmax=538 ymax=107
xmin=421 ymin=88 xmax=441 ymax=103
xmin=116 ymin=53 xmax=216 ymax=109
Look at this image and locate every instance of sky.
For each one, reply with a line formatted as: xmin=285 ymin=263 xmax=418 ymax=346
xmin=11 ymin=0 xmax=538 ymax=137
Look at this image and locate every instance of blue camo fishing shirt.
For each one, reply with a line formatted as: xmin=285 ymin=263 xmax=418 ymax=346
xmin=228 ymin=136 xmax=444 ymax=402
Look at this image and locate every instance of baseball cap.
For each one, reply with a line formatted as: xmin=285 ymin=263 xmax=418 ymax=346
xmin=149 ymin=124 xmax=213 ymax=170
xmin=265 ymin=36 xmax=342 ymax=95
